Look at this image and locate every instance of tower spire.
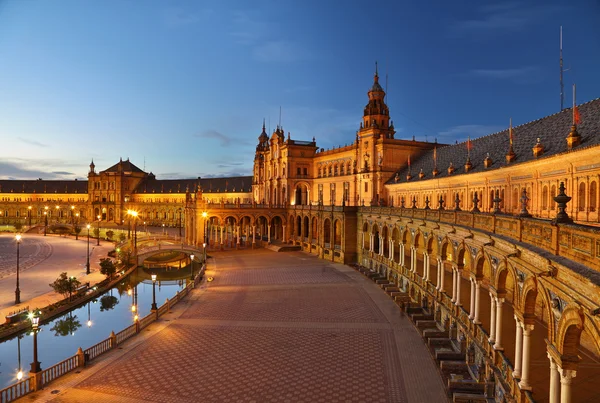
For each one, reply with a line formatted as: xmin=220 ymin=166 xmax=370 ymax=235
xmin=375 ymin=61 xmax=378 ymax=78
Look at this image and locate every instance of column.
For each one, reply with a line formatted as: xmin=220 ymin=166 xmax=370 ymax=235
xmin=548 ymin=354 xmax=560 ymax=403
xmin=513 ymin=318 xmax=523 ymax=379
xmin=494 ymin=298 xmax=504 ymax=350
xmin=267 ymin=224 xmax=271 ymax=244
xmin=424 ymin=253 xmax=430 ymax=281
xmin=389 ymin=240 xmax=394 ymax=260
xmin=220 ymin=226 xmax=224 ymax=249
xmin=519 ymin=324 xmax=534 ymax=390
xmin=411 ymin=247 xmax=417 ymax=272
xmin=455 ymin=269 xmax=462 ymax=306
xmin=473 ymin=281 xmax=481 ymax=324
xmin=559 ymin=368 xmax=576 ymax=403
xmin=282 ymin=225 xmax=287 ymax=243
xmin=438 ymin=259 xmax=444 ymax=291
xmin=237 ymin=225 xmax=241 ymax=247
xmin=489 ymin=294 xmax=496 ymax=343
xmin=360 ymin=232 xmax=364 ymax=250
xmin=451 ymin=268 xmax=457 ymax=302
xmin=369 ymin=234 xmax=374 ymax=252
xmin=252 ymin=225 xmax=256 ymax=248
xmin=469 ymin=279 xmax=475 ymax=319
xmin=379 ymin=236 xmax=384 ymax=256
xmin=399 ymin=243 xmax=404 ymax=266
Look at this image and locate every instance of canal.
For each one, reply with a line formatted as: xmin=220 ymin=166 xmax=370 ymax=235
xmin=0 ymin=265 xmax=198 ymax=389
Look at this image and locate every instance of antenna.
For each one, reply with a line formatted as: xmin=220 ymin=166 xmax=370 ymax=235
xmin=279 ymin=106 xmax=282 ymax=128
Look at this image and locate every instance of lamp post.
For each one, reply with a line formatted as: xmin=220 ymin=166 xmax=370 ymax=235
xmin=86 ymin=224 xmax=91 ymax=274
xmin=202 ymin=211 xmax=208 ymax=246
xmin=178 ymin=208 xmax=182 ymax=238
xmin=190 ymin=254 xmax=194 ymax=280
xmin=27 ymin=206 xmax=32 ymax=227
xmin=15 ymin=234 xmax=22 ymax=304
xmin=43 ymin=206 xmax=48 ymax=235
xmin=29 ymin=312 xmax=42 ymax=373
xmin=162 ymin=223 xmax=165 ymax=235
xmin=70 ymin=205 xmax=75 ymax=225
xmin=97 ymin=215 xmax=101 ymax=246
xmin=75 ymin=213 xmax=80 ymax=240
xmin=203 ymin=242 xmax=207 ymax=264
xmin=151 ymin=274 xmax=157 ymax=311
xmin=55 ymin=205 xmax=60 ymax=224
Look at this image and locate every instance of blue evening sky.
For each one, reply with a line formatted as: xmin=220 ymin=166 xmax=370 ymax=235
xmin=0 ymin=0 xmax=599 ymax=180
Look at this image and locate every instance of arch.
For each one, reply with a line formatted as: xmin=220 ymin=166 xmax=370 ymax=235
xmin=520 ymin=277 xmax=538 ymax=318
xmin=382 ymin=225 xmax=389 ymax=257
xmin=578 ymin=182 xmax=586 ymax=211
xmin=296 ymin=215 xmax=301 ymax=237
xmin=311 ymin=216 xmax=318 ymax=241
xmin=555 ymin=307 xmax=584 ymax=358
xmin=542 ymin=185 xmax=549 ymax=210
xmin=590 ymin=181 xmax=597 ymax=212
xmin=550 ymin=184 xmax=557 ymax=210
xmin=495 ymin=262 xmax=518 ymax=299
xmin=363 ymin=221 xmax=370 ymax=249
xmin=473 ymin=254 xmax=485 ymax=279
xmin=372 ymin=223 xmax=380 ymax=254
xmin=303 ymin=216 xmax=309 ymax=238
xmin=413 ymin=231 xmax=425 ymax=250
xmin=294 ymin=183 xmax=310 ymax=206
xmin=392 ymin=227 xmax=400 ymax=262
xmin=323 ymin=218 xmax=331 ymax=245
xmin=334 ymin=219 xmax=342 ymax=246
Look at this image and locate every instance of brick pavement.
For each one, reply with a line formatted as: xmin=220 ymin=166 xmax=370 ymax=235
xmin=30 ymin=249 xmax=448 ymax=403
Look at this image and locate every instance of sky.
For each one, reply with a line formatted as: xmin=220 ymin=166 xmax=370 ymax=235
xmin=0 ymin=0 xmax=599 ymax=180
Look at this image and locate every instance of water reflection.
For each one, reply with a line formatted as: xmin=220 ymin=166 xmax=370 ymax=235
xmin=0 ymin=266 xmax=193 ymax=388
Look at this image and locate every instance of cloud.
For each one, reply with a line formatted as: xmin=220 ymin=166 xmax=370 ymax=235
xmin=216 ymin=162 xmax=244 ymax=169
xmin=18 ymin=137 xmax=48 ymax=147
xmin=230 ymin=11 xmax=309 ymax=63
xmin=253 ymin=41 xmax=309 ymax=63
xmin=451 ymin=3 xmax=562 ymax=35
xmin=0 ymin=161 xmax=74 ymax=180
xmin=163 ymin=7 xmax=211 ymax=27
xmin=194 ymin=129 xmax=234 ymax=146
xmin=467 ymin=66 xmax=542 ymax=84
xmin=438 ymin=124 xmax=504 ymax=143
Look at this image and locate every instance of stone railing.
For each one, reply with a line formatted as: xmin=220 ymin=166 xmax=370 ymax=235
xmin=0 ymin=264 xmax=206 ymax=403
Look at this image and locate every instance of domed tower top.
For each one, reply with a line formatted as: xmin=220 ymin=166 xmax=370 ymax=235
xmin=362 ymin=62 xmax=390 ymax=133
xmin=89 ymin=159 xmax=95 ymax=174
xmin=258 ymin=119 xmax=268 ymax=143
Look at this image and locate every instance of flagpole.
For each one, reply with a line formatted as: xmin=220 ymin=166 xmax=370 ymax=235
xmin=573 ymin=84 xmax=576 ymax=124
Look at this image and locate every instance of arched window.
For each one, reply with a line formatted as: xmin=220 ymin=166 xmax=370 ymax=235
xmin=590 ymin=181 xmax=597 ymax=212
xmin=550 ymin=185 xmax=557 ymax=210
xmin=542 ymin=186 xmax=548 ymax=210
xmin=578 ymin=182 xmax=586 ymax=211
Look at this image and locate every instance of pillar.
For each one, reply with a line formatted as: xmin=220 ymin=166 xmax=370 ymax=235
xmin=489 ymin=294 xmax=496 ymax=343
xmin=252 ymin=225 xmax=256 ymax=248
xmin=237 ymin=225 xmax=241 ymax=247
xmin=548 ymin=354 xmax=560 ymax=403
xmin=438 ymin=259 xmax=444 ymax=291
xmin=519 ymin=324 xmax=534 ymax=390
xmin=399 ymin=243 xmax=404 ymax=266
xmin=369 ymin=234 xmax=374 ymax=252
xmin=513 ymin=318 xmax=523 ymax=379
xmin=451 ymin=268 xmax=457 ymax=302
xmin=220 ymin=226 xmax=224 ymax=249
xmin=282 ymin=225 xmax=287 ymax=243
xmin=424 ymin=253 xmax=430 ymax=281
xmin=267 ymin=224 xmax=271 ymax=244
xmin=379 ymin=236 xmax=384 ymax=256
xmin=410 ymin=246 xmax=416 ymax=272
xmin=559 ymin=368 xmax=576 ymax=403
xmin=474 ymin=281 xmax=481 ymax=323
xmin=493 ymin=298 xmax=504 ymax=350
xmin=469 ymin=279 xmax=475 ymax=319
xmin=389 ymin=240 xmax=394 ymax=260
xmin=455 ymin=269 xmax=462 ymax=306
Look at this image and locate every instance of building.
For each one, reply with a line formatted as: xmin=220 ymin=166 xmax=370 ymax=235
xmin=2 ymin=68 xmax=600 ymax=402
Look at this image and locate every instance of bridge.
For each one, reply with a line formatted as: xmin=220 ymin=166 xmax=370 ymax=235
xmin=135 ymin=241 xmax=203 ymax=265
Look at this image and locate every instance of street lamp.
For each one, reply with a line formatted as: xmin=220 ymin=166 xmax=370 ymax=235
xmin=15 ymin=234 xmax=22 ymax=304
xmin=162 ymin=223 xmax=165 ymax=235
xmin=202 ymin=211 xmax=208 ymax=246
xmin=127 ymin=210 xmax=139 ymax=254
xmin=29 ymin=311 xmax=42 ymax=373
xmin=86 ymin=224 xmax=91 ymax=274
xmin=97 ymin=215 xmax=101 ymax=246
xmin=190 ymin=254 xmax=194 ymax=280
xmin=203 ymin=242 xmax=207 ymax=263
xmin=70 ymin=205 xmax=75 ymax=225
xmin=55 ymin=205 xmax=60 ymax=223
xmin=43 ymin=206 xmax=49 ymax=236
xmin=27 ymin=206 xmax=32 ymax=227
xmin=151 ymin=274 xmax=157 ymax=311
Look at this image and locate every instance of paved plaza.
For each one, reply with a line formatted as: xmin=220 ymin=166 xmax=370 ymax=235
xmin=0 ymin=234 xmax=113 ymax=319
xmin=26 ymin=249 xmax=448 ymax=403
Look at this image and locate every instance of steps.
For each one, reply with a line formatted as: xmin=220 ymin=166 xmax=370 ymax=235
xmin=265 ymin=244 xmax=302 ymax=252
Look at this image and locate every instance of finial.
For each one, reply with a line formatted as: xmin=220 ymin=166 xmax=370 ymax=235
xmin=375 ymin=61 xmax=378 ymax=77
xmin=262 ymin=118 xmax=265 ymax=130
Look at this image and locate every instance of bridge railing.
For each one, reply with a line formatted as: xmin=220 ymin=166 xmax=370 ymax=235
xmin=0 ymin=265 xmax=206 ymax=402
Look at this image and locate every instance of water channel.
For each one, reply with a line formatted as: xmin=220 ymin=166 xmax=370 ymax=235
xmin=0 ymin=265 xmax=200 ymax=389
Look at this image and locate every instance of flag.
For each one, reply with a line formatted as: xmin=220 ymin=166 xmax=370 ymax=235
xmin=574 ymin=105 xmax=581 ymax=125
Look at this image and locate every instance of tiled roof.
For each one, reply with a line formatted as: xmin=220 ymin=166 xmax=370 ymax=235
xmin=132 ymin=176 xmax=253 ymax=194
xmin=102 ymin=159 xmax=145 ymax=174
xmin=0 ymin=179 xmax=88 ymax=194
xmin=388 ymin=98 xmax=600 ymax=184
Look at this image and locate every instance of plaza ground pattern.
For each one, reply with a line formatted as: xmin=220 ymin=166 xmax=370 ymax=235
xmin=32 ymin=249 xmax=448 ymax=403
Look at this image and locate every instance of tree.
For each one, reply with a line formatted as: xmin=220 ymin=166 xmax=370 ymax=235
xmin=50 ymin=313 xmax=81 ymax=336
xmin=119 ymin=232 xmax=126 ymax=242
xmin=93 ymin=228 xmax=100 ymax=239
xmin=106 ymin=230 xmax=114 ymax=240
xmin=49 ymin=272 xmax=81 ymax=301
xmin=14 ymin=222 xmax=23 ymax=232
xmin=99 ymin=258 xmax=117 ymax=279
xmin=99 ymin=295 xmax=119 ymax=311
xmin=73 ymin=225 xmax=82 ymax=240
